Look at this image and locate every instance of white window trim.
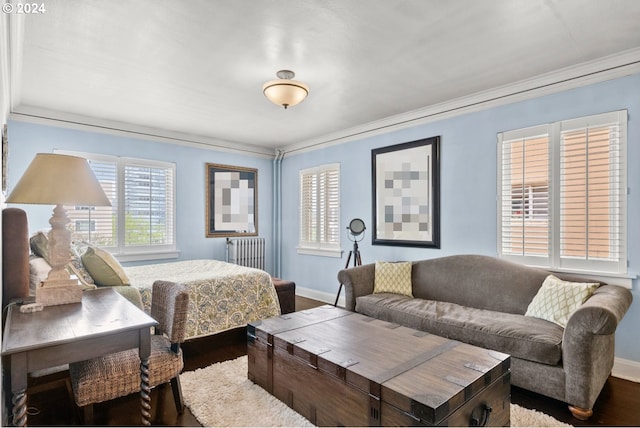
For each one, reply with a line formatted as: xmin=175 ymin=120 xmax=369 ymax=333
xmin=497 ymin=110 xmax=627 ymax=279
xmin=297 ymin=163 xmax=341 ymax=257
xmin=56 ymin=150 xmax=178 ymax=261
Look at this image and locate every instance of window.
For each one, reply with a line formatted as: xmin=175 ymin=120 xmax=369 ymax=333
xmin=58 ymin=151 xmax=177 ymax=260
xmin=75 ymin=220 xmax=96 ymax=233
xmin=498 ymin=110 xmax=627 ymax=274
xmin=298 ymin=163 xmax=341 ymax=257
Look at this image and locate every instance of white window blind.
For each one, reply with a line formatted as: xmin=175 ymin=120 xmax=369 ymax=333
xmin=498 ymin=126 xmax=550 ymax=264
xmin=497 ymin=111 xmax=627 ymax=274
xmin=67 ymin=156 xmax=118 ymax=249
xmin=298 ymin=163 xmax=340 ymax=256
xmin=123 ymin=161 xmax=175 ymax=247
xmin=58 ymin=151 xmax=176 ymax=258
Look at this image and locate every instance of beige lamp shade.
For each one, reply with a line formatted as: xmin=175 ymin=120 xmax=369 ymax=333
xmin=263 ymin=70 xmax=309 ymax=109
xmin=6 ymin=153 xmax=111 ymax=206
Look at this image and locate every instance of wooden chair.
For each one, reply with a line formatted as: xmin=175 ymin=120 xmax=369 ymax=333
xmin=69 ymin=280 xmax=189 ymax=425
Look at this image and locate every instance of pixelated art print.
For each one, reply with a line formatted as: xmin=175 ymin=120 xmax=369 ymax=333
xmin=371 ymin=137 xmax=440 ymax=248
xmin=206 ymin=163 xmax=257 ymax=237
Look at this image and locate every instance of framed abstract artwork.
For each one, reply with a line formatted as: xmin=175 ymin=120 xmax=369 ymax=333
xmin=371 ymin=136 xmax=440 ymax=248
xmin=206 ymin=163 xmax=258 ymax=237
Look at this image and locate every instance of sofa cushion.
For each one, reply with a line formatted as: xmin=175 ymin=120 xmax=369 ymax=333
xmin=374 ymin=261 xmax=412 ymax=297
xmin=356 ymin=293 xmax=563 ymax=365
xmin=525 ymin=275 xmax=598 ymax=328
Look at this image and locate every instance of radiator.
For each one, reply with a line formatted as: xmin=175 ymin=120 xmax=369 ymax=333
xmin=226 ymin=237 xmax=265 ymax=270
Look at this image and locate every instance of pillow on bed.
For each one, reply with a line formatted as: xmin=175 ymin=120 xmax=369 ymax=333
xmin=28 ymin=255 xmax=51 ymax=295
xmin=68 ymin=258 xmax=96 ymax=288
xmin=81 ymin=245 xmax=131 ymax=287
xmin=30 ymin=231 xmax=50 ymax=261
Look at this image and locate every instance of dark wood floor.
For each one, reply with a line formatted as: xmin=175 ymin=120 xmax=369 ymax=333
xmin=11 ymin=296 xmax=640 ymax=426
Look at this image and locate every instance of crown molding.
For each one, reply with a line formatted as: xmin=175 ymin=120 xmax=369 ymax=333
xmin=0 ymin=13 xmax=13 ymax=124
xmin=9 ymin=107 xmax=276 ymax=158
xmin=8 ymin=12 xmax=24 ymax=113
xmin=282 ymin=47 xmax=640 ymax=156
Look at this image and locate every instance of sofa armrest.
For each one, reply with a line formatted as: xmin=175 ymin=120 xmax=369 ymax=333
xmin=565 ymin=284 xmax=632 ymax=335
xmin=337 ymin=263 xmax=376 ymax=311
xmin=562 ymin=284 xmax=632 ymax=409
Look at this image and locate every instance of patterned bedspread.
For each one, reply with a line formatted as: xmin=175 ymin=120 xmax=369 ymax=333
xmin=124 ymin=260 xmax=281 ymax=339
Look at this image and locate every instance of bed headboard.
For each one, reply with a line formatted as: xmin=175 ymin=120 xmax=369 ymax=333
xmin=2 ymin=208 xmax=30 ymax=308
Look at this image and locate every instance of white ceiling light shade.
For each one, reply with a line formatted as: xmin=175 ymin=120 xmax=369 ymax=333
xmin=262 ymin=70 xmax=309 ymax=109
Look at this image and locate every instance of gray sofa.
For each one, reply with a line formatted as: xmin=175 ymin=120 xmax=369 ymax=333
xmin=337 ymin=254 xmax=632 ymax=420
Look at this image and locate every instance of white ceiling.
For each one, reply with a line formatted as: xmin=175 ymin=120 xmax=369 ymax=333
xmin=7 ymin=0 xmax=640 ymax=154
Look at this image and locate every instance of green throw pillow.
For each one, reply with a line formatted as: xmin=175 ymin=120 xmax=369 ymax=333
xmin=81 ymin=246 xmax=131 ymax=287
xmin=373 ymin=261 xmax=413 ymax=297
xmin=525 ymin=275 xmax=598 ymax=328
xmin=30 ymin=231 xmax=49 ymax=261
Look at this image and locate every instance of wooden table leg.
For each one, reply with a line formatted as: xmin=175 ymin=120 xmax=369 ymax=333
xmin=139 ymin=328 xmax=152 ymax=426
xmin=11 ymin=389 xmax=27 ymax=427
xmin=11 ymin=353 xmax=28 ymax=427
xmin=140 ymin=358 xmax=151 ymax=426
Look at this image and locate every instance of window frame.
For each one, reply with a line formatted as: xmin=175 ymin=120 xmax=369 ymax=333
xmin=297 ymin=163 xmax=341 ymax=258
xmin=57 ymin=150 xmax=178 ymax=262
xmin=497 ymin=110 xmax=627 ymax=276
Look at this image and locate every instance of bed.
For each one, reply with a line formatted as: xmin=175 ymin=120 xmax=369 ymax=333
xmin=124 ymin=259 xmax=281 ymax=340
xmin=19 ymin=222 xmax=281 ymax=340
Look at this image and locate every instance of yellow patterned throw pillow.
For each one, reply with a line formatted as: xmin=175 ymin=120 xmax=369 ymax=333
xmin=525 ymin=275 xmax=599 ymax=328
xmin=374 ymin=261 xmax=413 ymax=297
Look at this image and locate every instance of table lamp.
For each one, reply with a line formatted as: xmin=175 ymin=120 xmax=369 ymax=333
xmin=6 ymin=153 xmax=111 ymax=306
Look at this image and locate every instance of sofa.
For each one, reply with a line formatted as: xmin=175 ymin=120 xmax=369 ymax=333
xmin=337 ymin=254 xmax=632 ymax=420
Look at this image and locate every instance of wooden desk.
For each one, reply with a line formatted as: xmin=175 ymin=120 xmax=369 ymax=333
xmin=2 ymin=288 xmax=157 ymax=426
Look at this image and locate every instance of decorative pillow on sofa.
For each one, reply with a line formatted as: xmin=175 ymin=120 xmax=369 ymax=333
xmin=374 ymin=261 xmax=413 ymax=297
xmin=525 ymin=275 xmax=599 ymax=328
xmin=81 ymin=245 xmax=131 ymax=287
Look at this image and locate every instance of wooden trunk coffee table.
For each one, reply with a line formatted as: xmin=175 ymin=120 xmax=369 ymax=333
xmin=248 ymin=305 xmax=510 ymax=426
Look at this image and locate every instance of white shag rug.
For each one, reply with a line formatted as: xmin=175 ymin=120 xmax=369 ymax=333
xmin=180 ymin=356 xmax=572 ymax=427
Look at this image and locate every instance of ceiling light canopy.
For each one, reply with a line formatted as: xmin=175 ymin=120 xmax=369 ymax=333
xmin=263 ymin=70 xmax=309 ymax=109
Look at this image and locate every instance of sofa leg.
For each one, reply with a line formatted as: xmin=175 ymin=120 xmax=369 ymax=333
xmin=568 ymin=405 xmax=592 ymax=420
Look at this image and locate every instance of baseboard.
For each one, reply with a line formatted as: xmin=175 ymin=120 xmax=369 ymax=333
xmin=612 ymin=357 xmax=640 ymax=383
xmin=296 ymin=286 xmax=344 ymax=308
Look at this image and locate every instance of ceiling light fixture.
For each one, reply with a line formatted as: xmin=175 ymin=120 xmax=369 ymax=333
xmin=262 ymin=70 xmax=309 ymax=109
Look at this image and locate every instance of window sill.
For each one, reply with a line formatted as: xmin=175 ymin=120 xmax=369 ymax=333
xmin=547 ymin=268 xmax=634 ymax=290
xmin=115 ymin=250 xmax=180 ymax=263
xmin=297 ymin=247 xmax=343 ymax=258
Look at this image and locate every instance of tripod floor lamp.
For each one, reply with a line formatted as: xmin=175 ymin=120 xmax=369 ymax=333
xmin=334 ymin=218 xmax=365 ymax=306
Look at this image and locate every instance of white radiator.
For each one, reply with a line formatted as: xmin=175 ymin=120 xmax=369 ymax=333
xmin=226 ymin=237 xmax=265 ymax=270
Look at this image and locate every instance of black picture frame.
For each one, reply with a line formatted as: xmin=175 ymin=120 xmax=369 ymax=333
xmin=206 ymin=163 xmax=258 ymax=238
xmin=371 ymin=136 xmax=440 ymax=248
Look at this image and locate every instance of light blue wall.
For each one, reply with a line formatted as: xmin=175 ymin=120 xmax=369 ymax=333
xmin=6 ymin=74 xmax=639 ymax=363
xmin=6 ymin=121 xmax=275 ymax=271
xmin=281 ymin=73 xmax=640 ymax=363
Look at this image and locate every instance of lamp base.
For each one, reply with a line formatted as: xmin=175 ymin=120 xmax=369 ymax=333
xmin=36 ymin=279 xmax=83 ymax=306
